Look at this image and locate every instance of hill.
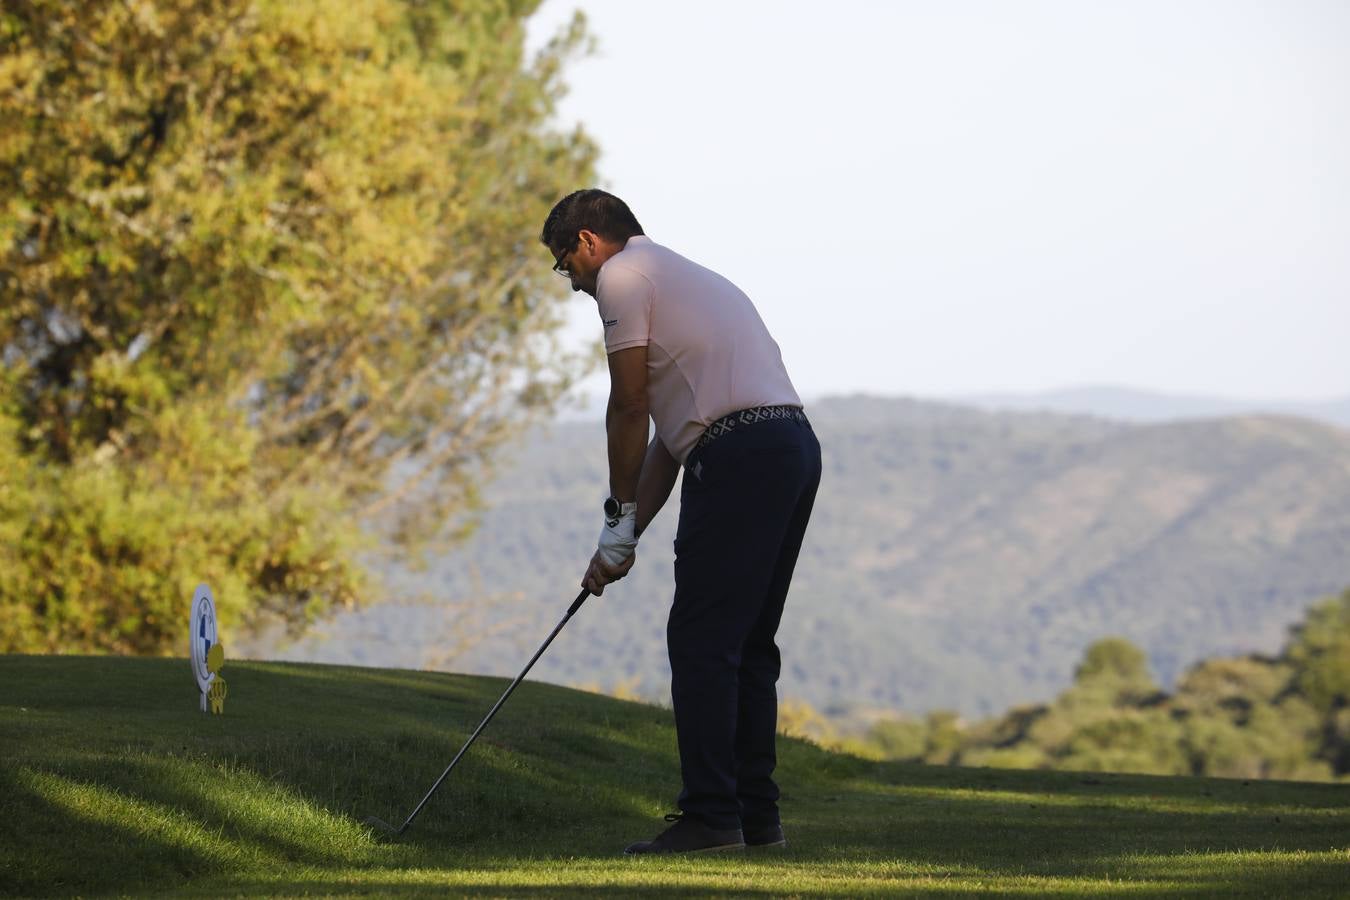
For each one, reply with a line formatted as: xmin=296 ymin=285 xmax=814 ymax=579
xmin=2 ymin=655 xmax=1347 ymax=897
xmin=249 ymin=396 xmax=1350 ymax=719
xmin=959 ymin=385 xmax=1350 ymax=428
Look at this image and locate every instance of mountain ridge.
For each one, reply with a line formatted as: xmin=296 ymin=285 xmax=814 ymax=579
xmin=247 ymin=396 xmax=1350 ymax=718
xmin=953 ymin=385 xmax=1350 ymax=428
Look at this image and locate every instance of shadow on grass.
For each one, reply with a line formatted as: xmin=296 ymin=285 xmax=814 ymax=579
xmin=180 ymin=879 xmax=820 ymax=898
xmin=9 ymin=732 xmax=1349 ymax=896
xmin=1102 ymin=850 xmax=1350 ymax=895
xmin=0 ymin=766 xmax=228 ymax=897
xmin=177 ymin=877 xmax=866 ymax=898
xmin=853 ymin=757 xmax=1350 ymax=810
xmin=4 ymin=656 xmax=1348 ymax=897
xmin=169 ymin=852 xmax=1350 ymax=898
xmin=782 ymin=775 xmax=1350 ymax=867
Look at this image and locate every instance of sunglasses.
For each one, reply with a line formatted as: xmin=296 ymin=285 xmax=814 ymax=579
xmin=551 ymin=237 xmax=580 ymax=278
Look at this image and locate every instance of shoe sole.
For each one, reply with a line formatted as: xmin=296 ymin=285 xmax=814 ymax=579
xmin=624 ymin=842 xmax=746 ymax=857
xmin=747 ymin=839 xmax=788 ymax=849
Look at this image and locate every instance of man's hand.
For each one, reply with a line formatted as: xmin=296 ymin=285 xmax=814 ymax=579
xmin=582 ymin=549 xmax=636 ymax=596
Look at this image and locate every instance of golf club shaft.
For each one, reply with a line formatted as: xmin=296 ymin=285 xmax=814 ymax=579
xmin=392 ymin=587 xmax=591 ymax=833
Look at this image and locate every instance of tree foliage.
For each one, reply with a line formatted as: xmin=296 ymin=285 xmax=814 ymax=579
xmin=846 ymin=589 xmax=1350 ymax=782
xmin=1287 ymin=588 xmax=1350 ymax=714
xmin=0 ymin=0 xmax=597 ymax=653
xmin=1072 ymin=637 xmax=1157 ymax=701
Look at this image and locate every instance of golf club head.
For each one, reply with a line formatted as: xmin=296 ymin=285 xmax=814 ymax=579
xmin=364 ymin=815 xmax=405 ymax=837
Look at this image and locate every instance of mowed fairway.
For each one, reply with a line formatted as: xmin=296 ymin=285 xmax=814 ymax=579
xmin=1 ymin=655 xmax=1347 ymax=898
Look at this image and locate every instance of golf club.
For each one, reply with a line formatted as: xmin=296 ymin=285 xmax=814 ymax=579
xmin=364 ymin=587 xmax=591 ymax=837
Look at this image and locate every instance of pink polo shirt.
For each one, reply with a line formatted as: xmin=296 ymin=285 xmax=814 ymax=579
xmin=596 ymin=235 xmax=802 ymax=463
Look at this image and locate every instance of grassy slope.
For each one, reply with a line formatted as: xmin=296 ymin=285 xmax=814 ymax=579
xmin=1 ymin=656 xmax=1347 ymax=898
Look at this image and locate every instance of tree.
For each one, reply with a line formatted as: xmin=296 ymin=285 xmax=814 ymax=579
xmin=1287 ymin=589 xmax=1350 ymax=715
xmin=1017 ymin=638 xmax=1158 ymax=753
xmin=1071 ymin=636 xmax=1158 ymax=705
xmin=1171 ymin=655 xmax=1292 ymax=722
xmin=859 ymin=716 xmax=928 ymax=761
xmin=1058 ymin=710 xmax=1189 ymax=776
xmin=0 ymin=0 xmax=598 ymax=653
xmin=1285 ymin=588 xmax=1350 ymax=774
xmin=922 ymin=710 xmax=965 ymax=764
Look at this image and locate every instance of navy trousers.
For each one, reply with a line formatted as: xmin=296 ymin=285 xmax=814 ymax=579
xmin=668 ymin=414 xmax=822 ymax=831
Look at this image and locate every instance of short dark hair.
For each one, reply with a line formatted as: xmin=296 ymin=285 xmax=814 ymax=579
xmin=540 ymin=189 xmax=644 ymax=255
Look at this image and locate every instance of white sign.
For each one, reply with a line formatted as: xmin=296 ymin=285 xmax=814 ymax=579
xmin=190 ymin=584 xmax=218 ymax=713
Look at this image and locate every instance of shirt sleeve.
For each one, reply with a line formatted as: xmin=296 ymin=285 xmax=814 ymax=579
xmin=596 ymin=262 xmax=653 ymax=354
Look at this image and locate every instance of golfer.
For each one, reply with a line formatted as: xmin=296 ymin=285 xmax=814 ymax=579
xmin=540 ymin=190 xmax=822 ymax=855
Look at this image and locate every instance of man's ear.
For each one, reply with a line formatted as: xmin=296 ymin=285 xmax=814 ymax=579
xmin=577 ymin=228 xmax=598 ymax=254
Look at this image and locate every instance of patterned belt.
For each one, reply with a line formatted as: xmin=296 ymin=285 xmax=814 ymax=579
xmin=692 ymin=404 xmax=809 ymax=455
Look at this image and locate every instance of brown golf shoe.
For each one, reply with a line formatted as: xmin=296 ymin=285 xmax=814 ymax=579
xmin=623 ymin=813 xmax=745 ymax=856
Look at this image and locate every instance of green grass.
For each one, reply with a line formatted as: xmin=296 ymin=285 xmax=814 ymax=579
xmin=1 ymin=655 xmax=1347 ymax=898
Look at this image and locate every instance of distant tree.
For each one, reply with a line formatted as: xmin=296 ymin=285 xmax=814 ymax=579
xmin=1169 ymin=654 xmax=1316 ymax=778
xmin=1071 ymin=637 xmax=1159 ymax=706
xmin=1171 ymin=655 xmax=1291 ymax=720
xmin=959 ymin=743 xmax=1048 ymax=771
xmin=1011 ymin=637 xmax=1161 ymax=760
xmin=0 ymin=0 xmax=597 ymax=654
xmin=922 ymin=710 xmax=965 ymax=765
xmin=1287 ymin=589 xmax=1350 ymax=714
xmin=861 ymin=716 xmax=928 ymax=761
xmin=1285 ymin=589 xmax=1350 ymax=774
xmin=777 ymin=698 xmax=835 ymax=743
xmin=979 ymin=702 xmax=1049 ymax=746
xmin=841 ymin=597 xmax=1350 ymax=782
xmin=1057 ymin=710 xmax=1189 ymax=776
xmin=1178 ymin=700 xmax=1330 ymax=781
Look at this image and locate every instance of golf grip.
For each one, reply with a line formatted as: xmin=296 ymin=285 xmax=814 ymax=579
xmin=395 ymin=587 xmax=591 ymax=832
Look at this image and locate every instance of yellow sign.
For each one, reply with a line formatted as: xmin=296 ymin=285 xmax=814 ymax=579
xmin=206 ymin=644 xmax=228 ymax=715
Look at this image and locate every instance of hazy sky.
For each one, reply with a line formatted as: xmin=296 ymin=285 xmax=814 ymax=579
xmin=525 ymin=1 xmax=1349 ymax=403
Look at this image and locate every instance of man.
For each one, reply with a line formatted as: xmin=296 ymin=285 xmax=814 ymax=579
xmin=540 ymin=189 xmax=822 ymax=855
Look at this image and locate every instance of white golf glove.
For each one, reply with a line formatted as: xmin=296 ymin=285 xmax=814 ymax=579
xmin=597 ymin=499 xmax=638 ymax=567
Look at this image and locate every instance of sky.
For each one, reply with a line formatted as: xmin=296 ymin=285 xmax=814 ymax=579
xmin=524 ymin=1 xmax=1350 ymax=405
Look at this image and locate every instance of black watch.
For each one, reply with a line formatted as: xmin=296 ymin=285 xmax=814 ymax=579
xmin=604 ymin=496 xmax=636 ymax=523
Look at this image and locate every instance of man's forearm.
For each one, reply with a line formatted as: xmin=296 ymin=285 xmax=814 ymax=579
xmin=606 ymin=399 xmax=649 ymax=502
xmin=635 ymin=436 xmax=680 ymax=538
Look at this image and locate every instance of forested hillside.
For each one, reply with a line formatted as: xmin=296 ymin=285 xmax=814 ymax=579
xmin=250 ymin=396 xmax=1350 ymax=718
xmin=847 ymin=588 xmax=1350 ymax=782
